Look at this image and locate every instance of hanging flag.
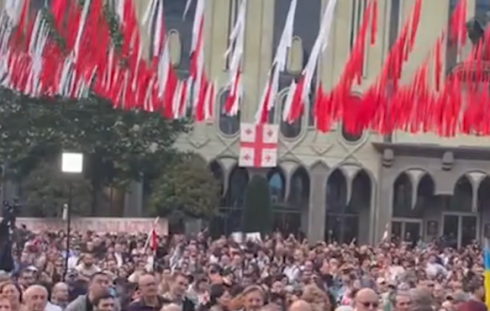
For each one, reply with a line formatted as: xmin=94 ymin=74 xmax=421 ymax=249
xmin=255 ymin=0 xmax=297 ymax=124
xmin=189 ymin=0 xmax=210 ymax=121
xmin=239 ymin=123 xmax=279 ymax=168
xmin=143 ymin=217 xmax=160 ymax=253
xmin=223 ymin=0 xmax=247 ymax=116
xmin=283 ymin=0 xmax=339 ymax=123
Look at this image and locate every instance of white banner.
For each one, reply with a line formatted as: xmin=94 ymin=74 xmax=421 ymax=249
xmin=0 ymin=217 xmax=169 ymax=235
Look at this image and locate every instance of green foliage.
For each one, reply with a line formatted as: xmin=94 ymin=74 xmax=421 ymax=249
xmin=241 ymin=175 xmax=273 ymax=234
xmin=0 ymin=88 xmax=188 ymax=189
xmin=148 ymin=153 xmax=221 ymax=220
xmin=20 ymin=160 xmax=92 ymax=217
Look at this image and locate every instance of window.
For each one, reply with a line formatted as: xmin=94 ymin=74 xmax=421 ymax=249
xmin=349 ymin=0 xmax=367 ymax=75
xmin=446 ymin=0 xmax=460 ymax=73
xmin=341 ymin=125 xmax=363 ymax=143
xmin=279 ymin=88 xmax=302 ymax=139
xmin=225 ymin=0 xmax=241 ymax=69
xmin=217 ymin=89 xmax=240 ymax=136
xmin=388 ymin=0 xmax=401 ymax=50
xmin=163 ymin=0 xmax=195 ymax=71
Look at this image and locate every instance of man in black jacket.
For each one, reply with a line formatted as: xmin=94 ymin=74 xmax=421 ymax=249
xmin=0 ymin=202 xmax=15 ymax=272
xmin=127 ymin=274 xmax=166 ymax=311
xmin=161 ymin=272 xmax=195 ymax=311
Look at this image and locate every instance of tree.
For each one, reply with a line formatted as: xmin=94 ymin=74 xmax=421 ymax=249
xmin=241 ymin=175 xmax=273 ymax=233
xmin=0 ymin=88 xmax=188 ymax=190
xmin=148 ymin=153 xmax=221 ymax=222
xmin=20 ymin=160 xmax=93 ymax=217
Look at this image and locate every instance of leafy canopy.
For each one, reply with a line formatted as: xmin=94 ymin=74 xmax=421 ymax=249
xmin=20 ymin=160 xmax=92 ymax=217
xmin=0 ymin=87 xmax=188 ymax=187
xmin=148 ymin=153 xmax=221 ymax=220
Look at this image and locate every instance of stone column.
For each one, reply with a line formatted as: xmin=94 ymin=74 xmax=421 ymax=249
xmin=307 ymin=162 xmax=329 ymax=242
xmin=375 ymin=167 xmax=395 ymax=241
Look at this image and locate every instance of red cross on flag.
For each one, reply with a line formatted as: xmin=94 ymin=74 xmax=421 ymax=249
xmin=239 ymin=123 xmax=279 ymax=168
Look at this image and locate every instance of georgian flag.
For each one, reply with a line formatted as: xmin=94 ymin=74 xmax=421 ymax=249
xmin=255 ymin=0 xmax=297 ymax=124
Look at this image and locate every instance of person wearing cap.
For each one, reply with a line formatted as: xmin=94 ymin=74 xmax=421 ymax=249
xmin=17 ymin=266 xmax=37 ymax=290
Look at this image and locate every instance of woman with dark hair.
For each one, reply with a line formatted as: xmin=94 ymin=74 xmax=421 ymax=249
xmin=200 ymin=284 xmax=231 ymax=311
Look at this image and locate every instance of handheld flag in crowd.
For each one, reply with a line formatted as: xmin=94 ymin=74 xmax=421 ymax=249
xmin=484 ymin=241 xmax=490 ymax=310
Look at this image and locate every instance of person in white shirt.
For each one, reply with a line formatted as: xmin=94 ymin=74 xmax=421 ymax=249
xmin=425 ymin=255 xmax=447 ymax=279
xmin=283 ymin=258 xmax=301 ymax=283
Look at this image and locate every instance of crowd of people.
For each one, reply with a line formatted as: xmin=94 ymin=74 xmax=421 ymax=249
xmin=0 ymin=227 xmax=487 ymax=311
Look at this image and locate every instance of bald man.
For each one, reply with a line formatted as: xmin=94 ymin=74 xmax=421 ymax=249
xmin=51 ymin=282 xmax=69 ymax=309
xmin=354 ymin=288 xmax=379 ymax=311
xmin=289 ymin=300 xmax=313 ymax=311
xmin=24 ymin=285 xmax=49 ymax=311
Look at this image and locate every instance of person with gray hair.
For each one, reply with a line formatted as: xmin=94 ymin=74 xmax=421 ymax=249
xmin=409 ymin=288 xmax=433 ymax=310
xmin=389 ymin=291 xmax=411 ymax=311
xmin=24 ymin=285 xmax=49 ymax=311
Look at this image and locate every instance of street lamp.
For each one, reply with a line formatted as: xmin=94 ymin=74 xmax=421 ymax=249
xmin=61 ymin=152 xmax=83 ymax=277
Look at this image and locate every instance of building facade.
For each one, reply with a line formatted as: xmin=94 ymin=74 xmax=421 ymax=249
xmin=126 ymin=0 xmax=490 ymax=246
xmin=4 ymin=0 xmax=490 ymax=246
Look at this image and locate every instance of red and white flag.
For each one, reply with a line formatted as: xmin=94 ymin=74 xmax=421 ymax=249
xmin=144 ymin=217 xmax=160 ymax=252
xmin=255 ymin=0 xmax=297 ymax=124
xmin=283 ymin=0 xmax=339 ymax=123
xmin=223 ymin=0 xmax=247 ymax=116
xmin=189 ymin=0 xmax=210 ymax=121
xmin=239 ymin=123 xmax=279 ymax=168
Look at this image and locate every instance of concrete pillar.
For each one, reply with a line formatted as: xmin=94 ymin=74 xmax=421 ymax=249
xmin=374 ymin=166 xmax=395 ymax=241
xmin=307 ymin=162 xmax=329 ymax=242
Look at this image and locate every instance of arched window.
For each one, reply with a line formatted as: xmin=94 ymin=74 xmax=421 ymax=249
xmin=340 ymin=95 xmax=364 ymax=143
xmin=479 ymin=176 xmax=490 ymax=211
xmin=326 ymin=169 xmax=347 ymax=212
xmin=350 ymin=170 xmax=371 ymax=210
xmin=268 ymin=168 xmax=286 ymax=203
xmin=415 ymin=174 xmax=435 ymax=210
xmin=392 ymin=172 xmax=422 ymax=218
xmin=341 ymin=125 xmax=363 ymax=143
xmin=223 ymin=167 xmax=249 ymax=208
xmin=218 ymin=90 xmax=240 ymax=136
xmin=325 ymin=169 xmax=360 ymax=243
xmin=210 ymin=166 xmax=249 ymax=237
xmin=209 ymin=160 xmax=224 ymax=196
xmin=447 ymin=176 xmax=473 ymax=212
xmin=388 ymin=0 xmax=401 ymax=49
xmin=279 ymin=89 xmax=302 ymax=139
xmin=163 ymin=0 xmax=195 ymax=71
xmin=269 ymin=166 xmax=302 ymax=235
xmin=288 ymin=167 xmax=310 ymax=206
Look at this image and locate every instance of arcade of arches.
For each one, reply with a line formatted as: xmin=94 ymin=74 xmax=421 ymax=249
xmin=373 ymin=143 xmax=490 ymax=249
xmin=208 ymin=161 xmax=374 ymax=244
xmin=209 ymin=144 xmax=490 ymax=246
